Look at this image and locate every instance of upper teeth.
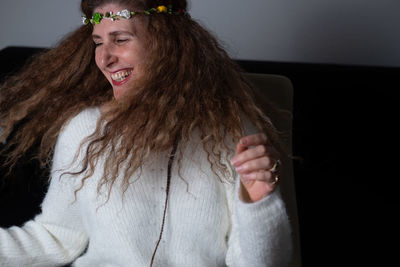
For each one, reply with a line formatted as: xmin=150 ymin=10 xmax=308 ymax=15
xmin=111 ymin=70 xmax=132 ymax=82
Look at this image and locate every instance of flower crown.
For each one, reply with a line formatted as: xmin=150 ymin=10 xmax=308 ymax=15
xmin=82 ymin=5 xmax=186 ymax=25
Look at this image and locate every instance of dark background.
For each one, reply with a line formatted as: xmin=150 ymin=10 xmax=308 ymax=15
xmin=237 ymin=60 xmax=398 ymax=266
xmin=1 ymin=47 xmax=398 ymax=266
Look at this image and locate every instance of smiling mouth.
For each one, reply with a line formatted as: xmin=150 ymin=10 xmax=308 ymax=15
xmin=111 ymin=69 xmax=133 ymax=83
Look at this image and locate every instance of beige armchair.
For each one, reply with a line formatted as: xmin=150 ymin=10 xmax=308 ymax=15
xmin=244 ymin=73 xmax=301 ymax=267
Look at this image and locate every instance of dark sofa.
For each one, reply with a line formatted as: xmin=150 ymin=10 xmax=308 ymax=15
xmin=1 ymin=46 xmax=398 ymax=266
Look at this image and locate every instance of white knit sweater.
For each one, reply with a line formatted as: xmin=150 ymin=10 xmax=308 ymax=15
xmin=0 ymin=108 xmax=292 ymax=267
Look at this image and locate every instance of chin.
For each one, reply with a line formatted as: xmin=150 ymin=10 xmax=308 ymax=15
xmin=113 ymin=87 xmax=126 ymax=100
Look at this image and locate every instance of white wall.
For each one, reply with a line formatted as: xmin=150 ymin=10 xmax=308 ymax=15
xmin=1 ymin=0 xmax=399 ymax=67
xmin=0 ymin=0 xmax=82 ymax=49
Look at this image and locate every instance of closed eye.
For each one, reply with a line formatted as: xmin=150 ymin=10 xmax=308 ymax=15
xmin=92 ymin=33 xmax=102 ymax=47
xmin=116 ymin=39 xmax=128 ymax=44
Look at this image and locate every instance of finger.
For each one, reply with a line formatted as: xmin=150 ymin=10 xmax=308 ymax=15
xmin=235 ymin=156 xmax=273 ymax=174
xmin=239 ymin=133 xmax=268 ymax=147
xmin=232 ymin=144 xmax=267 ymax=166
xmin=242 ymin=170 xmax=278 ymax=184
xmin=235 ymin=140 xmax=247 ymax=156
xmin=234 ymin=133 xmax=268 ymax=162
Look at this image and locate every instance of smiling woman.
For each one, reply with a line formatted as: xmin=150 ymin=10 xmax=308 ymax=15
xmin=92 ymin=4 xmax=149 ymax=99
xmin=0 ymin=0 xmax=292 ymax=266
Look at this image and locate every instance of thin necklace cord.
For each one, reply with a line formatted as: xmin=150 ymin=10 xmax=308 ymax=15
xmin=150 ymin=140 xmax=179 ymax=267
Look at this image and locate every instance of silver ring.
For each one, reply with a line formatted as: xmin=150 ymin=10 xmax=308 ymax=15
xmin=270 ymin=174 xmax=279 ymax=185
xmin=269 ymin=159 xmax=281 ymax=174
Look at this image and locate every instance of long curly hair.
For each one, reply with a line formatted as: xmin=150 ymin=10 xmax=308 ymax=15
xmin=0 ymin=0 xmax=285 ymax=195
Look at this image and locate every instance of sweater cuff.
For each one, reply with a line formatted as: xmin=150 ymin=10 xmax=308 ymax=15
xmin=235 ymin=178 xmax=286 ymax=227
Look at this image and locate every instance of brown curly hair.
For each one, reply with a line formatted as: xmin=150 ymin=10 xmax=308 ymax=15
xmin=0 ymin=0 xmax=284 ymax=195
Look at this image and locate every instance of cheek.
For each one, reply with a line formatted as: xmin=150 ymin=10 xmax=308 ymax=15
xmin=125 ymin=41 xmax=148 ymax=66
xmin=132 ymin=47 xmax=148 ymax=69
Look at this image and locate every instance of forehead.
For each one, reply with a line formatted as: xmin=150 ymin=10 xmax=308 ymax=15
xmin=92 ymin=19 xmax=135 ymax=37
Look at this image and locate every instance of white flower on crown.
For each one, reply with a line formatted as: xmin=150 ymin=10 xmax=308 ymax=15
xmin=117 ymin=9 xmax=131 ymax=19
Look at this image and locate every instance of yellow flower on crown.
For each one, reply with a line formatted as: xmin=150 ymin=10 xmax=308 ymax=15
xmin=157 ymin=5 xmax=167 ymax=13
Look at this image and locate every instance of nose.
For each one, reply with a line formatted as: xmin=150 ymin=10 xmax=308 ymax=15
xmin=97 ymin=43 xmax=118 ymax=70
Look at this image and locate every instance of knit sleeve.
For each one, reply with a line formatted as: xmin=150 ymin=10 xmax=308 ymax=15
xmin=225 ymin=178 xmax=293 ymax=267
xmin=225 ymin=118 xmax=293 ymax=267
xmin=0 ymin=108 xmax=99 ymax=267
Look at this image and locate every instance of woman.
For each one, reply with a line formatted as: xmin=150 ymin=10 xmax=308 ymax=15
xmin=0 ymin=0 xmax=292 ymax=266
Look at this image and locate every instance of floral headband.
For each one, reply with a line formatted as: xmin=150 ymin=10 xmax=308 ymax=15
xmin=82 ymin=5 xmax=186 ymax=25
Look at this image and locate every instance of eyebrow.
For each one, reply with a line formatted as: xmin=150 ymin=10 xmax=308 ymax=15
xmin=92 ymin=31 xmax=134 ymax=40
